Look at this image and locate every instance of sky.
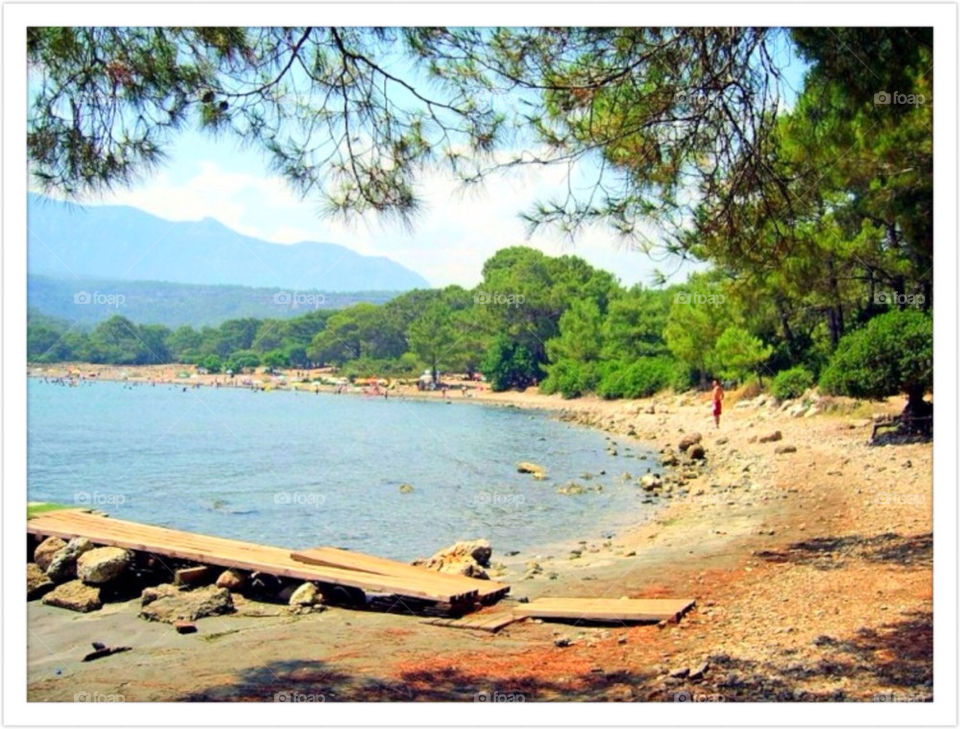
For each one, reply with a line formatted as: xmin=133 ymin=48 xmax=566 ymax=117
xmin=48 ymin=31 xmax=809 ymax=291
xmin=78 ymin=134 xmax=697 ymax=289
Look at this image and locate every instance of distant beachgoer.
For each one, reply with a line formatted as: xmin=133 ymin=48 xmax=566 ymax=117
xmin=712 ymin=379 xmax=724 ymax=428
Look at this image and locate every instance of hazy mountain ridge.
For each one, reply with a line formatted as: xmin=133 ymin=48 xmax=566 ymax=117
xmin=27 ymin=193 xmax=430 ymax=291
xmin=28 ymin=274 xmax=402 ymax=328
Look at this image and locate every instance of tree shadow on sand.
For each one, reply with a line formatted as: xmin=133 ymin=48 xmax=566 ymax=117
xmin=176 ymin=610 xmax=932 ymax=702
xmin=754 ymin=532 xmax=932 ymax=570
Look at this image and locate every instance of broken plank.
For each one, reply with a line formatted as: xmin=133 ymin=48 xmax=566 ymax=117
xmin=422 ymin=610 xmax=524 ymax=633
xmin=290 ymin=546 xmax=510 ymax=602
xmin=513 ymin=597 xmax=695 ymax=623
xmin=82 ymin=645 xmax=131 ymax=662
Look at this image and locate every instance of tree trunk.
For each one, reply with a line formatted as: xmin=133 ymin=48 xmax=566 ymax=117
xmin=902 ymin=386 xmax=933 ymax=436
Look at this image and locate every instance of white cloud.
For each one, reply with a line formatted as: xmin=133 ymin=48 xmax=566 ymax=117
xmin=83 ymin=155 xmax=696 ymax=289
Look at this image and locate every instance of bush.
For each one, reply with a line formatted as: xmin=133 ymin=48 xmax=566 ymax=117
xmin=262 ymin=349 xmax=289 ymax=370
xmin=771 ymin=366 xmax=814 ymax=401
xmin=201 ymin=354 xmax=222 ymax=374
xmin=226 ymin=350 xmax=261 ymax=373
xmin=481 ymin=336 xmax=540 ymax=391
xmin=339 ymin=357 xmax=409 ymax=378
xmin=597 ymin=357 xmax=677 ymax=399
xmin=819 ymin=309 xmax=932 ymax=406
xmin=541 ymin=359 xmax=597 ymax=399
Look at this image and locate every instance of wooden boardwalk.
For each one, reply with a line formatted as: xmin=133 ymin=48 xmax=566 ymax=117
xmin=514 ymin=597 xmax=695 ymax=623
xmin=27 ymin=510 xmax=484 ymax=606
xmin=291 ymin=546 xmax=510 ymax=603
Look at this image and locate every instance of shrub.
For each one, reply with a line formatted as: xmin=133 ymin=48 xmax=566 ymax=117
xmin=226 ymin=350 xmax=261 ymax=373
xmin=262 ymin=349 xmax=289 ymax=370
xmin=771 ymin=366 xmax=814 ymax=401
xmin=541 ymin=359 xmax=597 ymax=399
xmin=819 ymin=309 xmax=932 ymax=408
xmin=597 ymin=357 xmax=677 ymax=399
xmin=482 ymin=336 xmax=540 ymax=391
xmin=201 ymin=354 xmax=222 ymax=374
xmin=738 ymin=377 xmax=764 ymax=401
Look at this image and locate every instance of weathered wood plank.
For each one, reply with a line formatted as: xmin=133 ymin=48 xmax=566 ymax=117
xmin=513 ymin=597 xmax=695 ymax=623
xmin=291 ymin=546 xmax=510 ymax=601
xmin=422 ymin=610 xmax=524 ymax=633
xmin=27 ymin=510 xmax=477 ymax=604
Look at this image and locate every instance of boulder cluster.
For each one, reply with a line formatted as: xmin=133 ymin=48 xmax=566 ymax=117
xmin=27 ymin=535 xmax=326 ymax=624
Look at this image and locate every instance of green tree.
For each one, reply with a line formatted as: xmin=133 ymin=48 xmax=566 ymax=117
xmin=819 ymin=310 xmax=932 ymax=416
xmin=226 ymin=349 xmax=261 ymax=373
xmin=407 ymin=300 xmax=456 ymax=383
xmin=663 ymin=277 xmax=731 ymax=387
xmin=166 ymin=325 xmax=203 ymax=361
xmin=481 ymin=335 xmax=539 ymax=392
xmin=711 ymin=326 xmax=773 ymax=384
xmin=201 ymin=354 xmax=222 ymax=373
xmin=262 ymin=349 xmax=289 ymax=370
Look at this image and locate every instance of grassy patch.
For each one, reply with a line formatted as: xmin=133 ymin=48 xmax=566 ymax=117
xmin=27 ymin=502 xmax=74 ymax=520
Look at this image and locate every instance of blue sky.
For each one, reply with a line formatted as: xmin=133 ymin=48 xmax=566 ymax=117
xmin=58 ymin=31 xmax=809 ymax=290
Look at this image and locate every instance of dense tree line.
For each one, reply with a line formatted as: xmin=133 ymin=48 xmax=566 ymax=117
xmin=28 ymin=245 xmax=931 ymax=411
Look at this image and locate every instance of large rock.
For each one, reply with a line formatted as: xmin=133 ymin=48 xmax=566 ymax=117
xmin=45 ymin=538 xmax=95 ymax=583
xmin=758 ymin=430 xmax=783 ymax=443
xmin=27 ymin=563 xmax=55 ymax=600
xmin=33 ymin=537 xmax=67 ymax=571
xmin=413 ymin=539 xmax=492 ymax=579
xmin=215 ymin=568 xmax=247 ymax=591
xmin=516 ymin=462 xmax=547 ymax=479
xmin=139 ymin=584 xmax=234 ymax=623
xmin=677 ymin=432 xmax=703 ymax=452
xmin=288 ymin=582 xmax=324 ymax=607
xmin=639 ymin=473 xmax=663 ymax=491
xmin=687 ymin=443 xmax=706 ymax=460
xmin=76 ymin=547 xmax=131 ymax=585
xmin=41 ymin=580 xmax=102 ymax=612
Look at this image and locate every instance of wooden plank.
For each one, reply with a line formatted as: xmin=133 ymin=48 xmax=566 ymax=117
xmin=290 ymin=546 xmax=510 ymax=601
xmin=513 ymin=597 xmax=695 ymax=623
xmin=422 ymin=610 xmax=524 ymax=633
xmin=27 ymin=510 xmax=476 ymax=604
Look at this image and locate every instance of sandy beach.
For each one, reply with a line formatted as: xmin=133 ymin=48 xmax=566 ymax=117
xmin=26 ymin=364 xmax=932 ymax=701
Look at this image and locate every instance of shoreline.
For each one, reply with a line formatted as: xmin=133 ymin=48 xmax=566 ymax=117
xmin=26 ymin=362 xmax=932 ymax=701
xmin=26 ymin=366 xmax=660 ymax=567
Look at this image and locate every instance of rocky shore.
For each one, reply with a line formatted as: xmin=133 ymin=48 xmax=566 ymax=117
xmin=26 ymin=364 xmax=932 ymax=702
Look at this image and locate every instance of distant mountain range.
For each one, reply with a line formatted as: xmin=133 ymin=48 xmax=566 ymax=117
xmin=27 ymin=275 xmax=401 ymax=328
xmin=27 ymin=193 xmax=430 ymax=291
